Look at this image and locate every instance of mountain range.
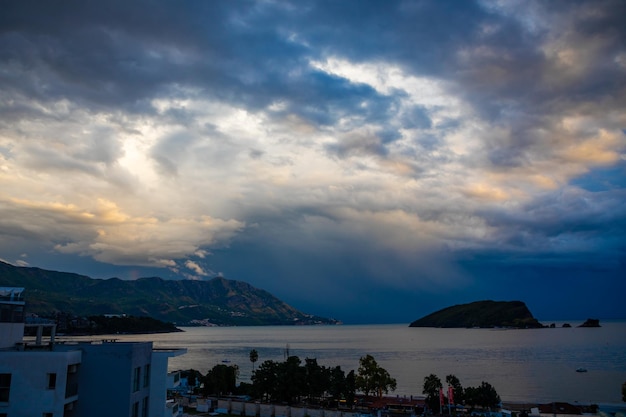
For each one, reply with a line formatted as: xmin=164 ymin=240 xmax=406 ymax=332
xmin=0 ymin=261 xmax=339 ymax=326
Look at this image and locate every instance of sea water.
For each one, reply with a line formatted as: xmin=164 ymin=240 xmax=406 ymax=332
xmin=60 ymin=321 xmax=626 ymax=404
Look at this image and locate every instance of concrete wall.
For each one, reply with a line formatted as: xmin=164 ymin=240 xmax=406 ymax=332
xmin=218 ymin=399 xmax=229 ymax=411
xmin=217 ymin=400 xmax=370 ymax=417
xmin=0 ymin=349 xmax=81 ymax=417
xmin=0 ymin=323 xmax=24 ymax=349
xmin=324 ymin=408 xmax=347 ymax=417
xmin=308 ymin=408 xmax=325 ymax=417
xmin=260 ymin=403 xmax=274 ymax=416
xmin=291 ymin=406 xmax=306 ymax=417
xmin=151 ymin=348 xmax=187 ymax=417
xmin=245 ymin=402 xmax=260 ymax=416
xmin=231 ymin=400 xmax=245 ymax=415
xmin=57 ymin=341 xmax=153 ymax=417
xmin=275 ymin=405 xmax=290 ymax=417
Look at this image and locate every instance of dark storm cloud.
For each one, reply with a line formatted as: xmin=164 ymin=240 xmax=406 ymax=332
xmin=480 ymin=185 xmax=626 ymax=256
xmin=0 ymin=2 xmax=247 ymax=109
xmin=0 ymin=1 xmax=397 ymax=125
xmin=288 ymin=1 xmax=488 ymax=72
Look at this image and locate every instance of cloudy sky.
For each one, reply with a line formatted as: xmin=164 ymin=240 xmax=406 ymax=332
xmin=1 ymin=0 xmax=625 ymax=324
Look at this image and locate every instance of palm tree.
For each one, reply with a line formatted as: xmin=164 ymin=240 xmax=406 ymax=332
xmin=249 ymin=349 xmax=259 ymax=373
xmin=423 ymin=374 xmax=443 ymax=412
xmin=446 ymin=374 xmax=464 ymax=406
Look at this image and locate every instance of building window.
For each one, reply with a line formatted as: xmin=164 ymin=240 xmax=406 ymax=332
xmin=133 ymin=367 xmax=141 ymax=392
xmin=142 ymin=396 xmax=149 ymax=417
xmin=0 ymin=373 xmax=11 ymax=402
xmin=143 ymin=364 xmax=151 ymax=387
xmin=47 ymin=373 xmax=57 ymax=389
xmin=132 ymin=401 xmax=139 ymax=417
xmin=0 ymin=304 xmax=23 ymax=323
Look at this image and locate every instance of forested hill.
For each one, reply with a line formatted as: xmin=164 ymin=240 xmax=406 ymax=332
xmin=409 ymin=300 xmax=544 ymax=328
xmin=0 ymin=261 xmax=339 ymax=326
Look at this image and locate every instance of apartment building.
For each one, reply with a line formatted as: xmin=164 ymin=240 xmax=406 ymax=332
xmin=0 ymin=287 xmax=186 ymax=417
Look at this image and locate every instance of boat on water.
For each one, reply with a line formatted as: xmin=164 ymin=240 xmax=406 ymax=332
xmin=575 ymin=367 xmax=587 ymax=373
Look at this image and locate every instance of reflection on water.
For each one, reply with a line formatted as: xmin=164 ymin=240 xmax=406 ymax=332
xmin=58 ymin=321 xmax=626 ymax=403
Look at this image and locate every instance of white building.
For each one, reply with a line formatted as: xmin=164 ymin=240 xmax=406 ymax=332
xmin=0 ymin=287 xmax=187 ymax=417
xmin=0 ymin=323 xmax=81 ymax=416
xmin=151 ymin=349 xmax=187 ymax=417
xmin=0 ymin=287 xmax=24 ymax=349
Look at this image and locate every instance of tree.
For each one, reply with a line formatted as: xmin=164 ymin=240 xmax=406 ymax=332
xmin=251 ymin=360 xmax=279 ymax=402
xmin=181 ymin=369 xmax=203 ymax=392
xmin=304 ymin=358 xmax=328 ymax=402
xmin=328 ymin=366 xmax=346 ymax=401
xmin=464 ymin=386 xmax=478 ymax=409
xmin=464 ymin=381 xmax=500 ymax=409
xmin=355 ymin=354 xmax=397 ymax=399
xmin=250 ymin=349 xmax=259 ymax=373
xmin=249 ymin=356 xmax=355 ymax=405
xmin=277 ymin=355 xmax=306 ymax=404
xmin=446 ymin=374 xmax=464 ymax=406
xmin=345 ymin=370 xmax=356 ymax=406
xmin=423 ymin=374 xmax=443 ymax=412
xmin=203 ymin=364 xmax=239 ymax=397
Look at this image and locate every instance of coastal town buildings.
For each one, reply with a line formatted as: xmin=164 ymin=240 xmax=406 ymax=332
xmin=0 ymin=287 xmax=186 ymax=417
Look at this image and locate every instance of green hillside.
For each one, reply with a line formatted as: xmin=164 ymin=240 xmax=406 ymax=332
xmin=0 ymin=261 xmax=338 ymax=326
xmin=409 ymin=300 xmax=544 ymax=328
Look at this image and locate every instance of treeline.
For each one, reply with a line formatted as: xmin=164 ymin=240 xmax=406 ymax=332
xmin=87 ymin=315 xmax=181 ymax=334
xmin=250 ymin=356 xmax=357 ymax=405
xmin=192 ymin=353 xmax=501 ymax=411
xmin=194 ymin=354 xmax=395 ymax=406
xmin=422 ymin=374 xmax=500 ymax=411
xmin=25 ymin=313 xmax=181 ymax=335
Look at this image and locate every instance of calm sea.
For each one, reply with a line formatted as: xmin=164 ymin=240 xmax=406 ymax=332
xmin=61 ymin=321 xmax=626 ymax=404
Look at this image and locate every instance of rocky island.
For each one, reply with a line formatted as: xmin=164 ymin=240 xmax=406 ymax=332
xmin=409 ymin=300 xmax=544 ymax=328
xmin=578 ymin=318 xmax=601 ymax=327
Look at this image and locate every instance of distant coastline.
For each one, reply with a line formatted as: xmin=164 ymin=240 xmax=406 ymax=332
xmin=25 ymin=314 xmax=183 ymax=336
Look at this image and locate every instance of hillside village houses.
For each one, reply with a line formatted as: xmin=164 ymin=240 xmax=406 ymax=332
xmin=0 ymin=287 xmax=187 ymax=417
